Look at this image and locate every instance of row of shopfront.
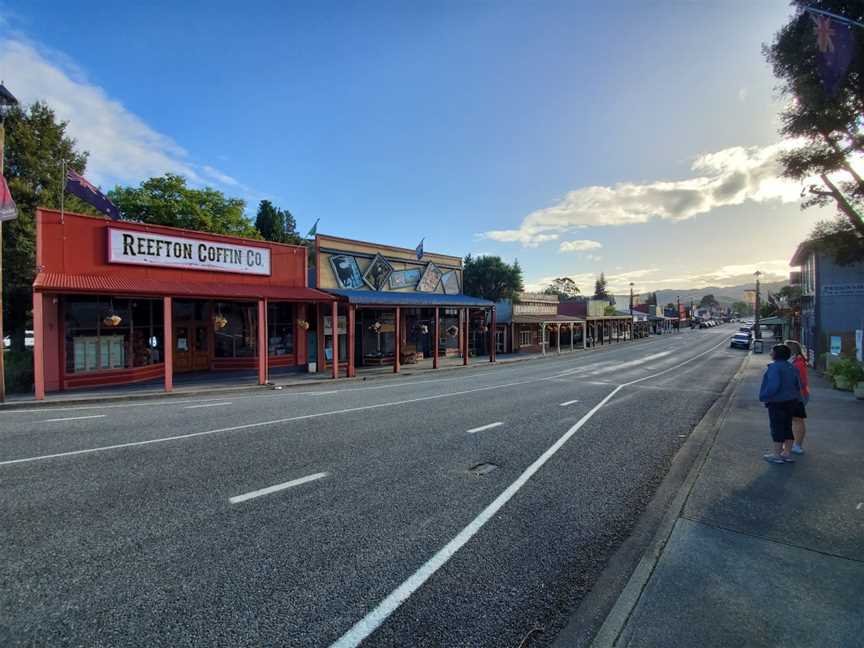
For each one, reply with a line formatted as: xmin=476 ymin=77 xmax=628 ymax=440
xmin=30 ymin=209 xmax=661 ymax=399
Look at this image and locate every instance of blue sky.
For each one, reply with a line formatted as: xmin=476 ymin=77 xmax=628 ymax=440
xmin=1 ymin=0 xmax=829 ymax=293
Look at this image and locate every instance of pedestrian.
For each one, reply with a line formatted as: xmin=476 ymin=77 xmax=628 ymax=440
xmin=758 ymin=344 xmax=802 ymax=464
xmin=784 ymin=339 xmax=809 ymax=454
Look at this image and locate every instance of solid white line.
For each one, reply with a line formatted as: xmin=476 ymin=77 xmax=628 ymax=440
xmin=559 ymin=400 xmax=580 ymax=407
xmin=184 ymin=402 xmax=232 ymax=409
xmin=326 ymin=334 xmax=733 ymax=648
xmin=42 ymin=415 xmax=106 ymax=423
xmin=229 ymin=472 xmax=328 ymax=504
xmin=466 ymin=422 xmax=504 ymax=435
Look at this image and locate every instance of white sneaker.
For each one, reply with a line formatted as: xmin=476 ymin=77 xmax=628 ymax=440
xmin=791 ymin=444 xmax=804 ymax=455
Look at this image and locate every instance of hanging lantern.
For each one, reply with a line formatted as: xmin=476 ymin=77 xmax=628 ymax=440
xmin=214 ymin=314 xmax=228 ymax=330
xmin=446 ymin=324 xmax=459 ymax=338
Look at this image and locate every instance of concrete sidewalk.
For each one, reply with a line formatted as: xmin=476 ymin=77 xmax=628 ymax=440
xmin=591 ymin=352 xmax=864 ymax=648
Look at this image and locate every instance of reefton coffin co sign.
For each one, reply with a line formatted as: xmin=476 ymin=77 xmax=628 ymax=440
xmin=107 ymin=228 xmax=271 ymax=276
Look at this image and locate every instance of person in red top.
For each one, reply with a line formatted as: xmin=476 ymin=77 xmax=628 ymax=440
xmin=785 ymin=340 xmax=809 ymax=454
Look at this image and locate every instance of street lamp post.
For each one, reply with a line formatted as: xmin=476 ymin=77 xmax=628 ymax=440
xmin=629 ymin=282 xmax=635 ymax=339
xmin=753 ymin=270 xmax=763 ymax=341
xmin=0 ymin=82 xmax=19 ymax=403
xmin=676 ymin=295 xmax=681 ymax=333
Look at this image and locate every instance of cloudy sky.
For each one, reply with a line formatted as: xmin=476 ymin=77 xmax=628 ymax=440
xmin=0 ymin=1 xmax=831 ymax=294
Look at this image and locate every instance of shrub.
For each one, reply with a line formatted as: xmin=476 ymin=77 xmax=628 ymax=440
xmin=3 ymin=349 xmax=34 ymax=393
xmin=825 ymin=357 xmax=864 ymax=385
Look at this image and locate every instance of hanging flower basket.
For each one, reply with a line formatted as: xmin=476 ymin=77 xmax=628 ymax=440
xmin=102 ymin=314 xmax=122 ymax=327
xmin=369 ymin=321 xmax=383 ymax=333
xmin=419 ymin=324 xmax=429 ymax=335
xmin=297 ymin=319 xmax=310 ymax=331
xmin=214 ymin=315 xmax=228 ymax=330
xmin=446 ymin=325 xmax=459 ymax=338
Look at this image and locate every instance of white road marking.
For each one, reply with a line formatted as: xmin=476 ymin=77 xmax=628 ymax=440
xmin=326 ymin=335 xmax=733 ymax=648
xmin=559 ymin=400 xmax=580 ymax=407
xmin=1 ymin=336 xmax=731 ymax=467
xmin=229 ymin=472 xmax=328 ymax=504
xmin=184 ymin=402 xmax=232 ymax=409
xmin=42 ymin=415 xmax=106 ymax=423
xmin=466 ymin=422 xmax=504 ymax=435
xmin=857 ymin=502 xmax=863 ymax=511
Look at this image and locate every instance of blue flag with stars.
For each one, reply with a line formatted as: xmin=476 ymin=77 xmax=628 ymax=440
xmin=415 ymin=238 xmax=424 ymax=260
xmin=812 ymin=13 xmax=855 ymax=96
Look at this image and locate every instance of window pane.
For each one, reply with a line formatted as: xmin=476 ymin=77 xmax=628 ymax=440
xmin=268 ymin=302 xmax=294 ymax=356
xmin=214 ymin=302 xmax=257 ymax=358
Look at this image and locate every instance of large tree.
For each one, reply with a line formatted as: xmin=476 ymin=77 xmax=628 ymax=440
xmin=462 ymin=255 xmax=523 ymax=302
xmin=254 ymin=200 xmax=302 ymax=244
xmin=3 ymin=102 xmax=93 ymax=352
xmin=593 ymin=273 xmax=609 ymax=300
xmin=765 ymin=1 xmax=864 ymax=237
xmin=108 ymin=174 xmax=259 ymax=238
xmin=543 ymin=277 xmax=581 ymax=298
xmin=699 ymin=294 xmax=719 ymax=309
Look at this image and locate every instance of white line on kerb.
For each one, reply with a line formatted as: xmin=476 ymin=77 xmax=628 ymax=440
xmin=559 ymin=400 xmax=580 ymax=407
xmin=42 ymin=415 xmax=106 ymax=423
xmin=466 ymin=422 xmax=504 ymax=435
xmin=184 ymin=402 xmax=232 ymax=409
xmin=229 ymin=472 xmax=328 ymax=504
xmin=326 ymin=335 xmax=732 ymax=648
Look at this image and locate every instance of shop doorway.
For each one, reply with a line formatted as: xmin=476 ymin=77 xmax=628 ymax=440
xmin=173 ymin=300 xmax=211 ymax=373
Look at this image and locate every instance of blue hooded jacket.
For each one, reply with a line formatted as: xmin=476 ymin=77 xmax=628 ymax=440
xmin=759 ymin=360 xmax=802 ymax=404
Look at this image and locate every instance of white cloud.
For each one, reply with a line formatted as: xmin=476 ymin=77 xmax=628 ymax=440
xmin=0 ymin=37 xmax=245 ymax=194
xmin=558 ymin=239 xmax=603 ymax=253
xmin=738 ymin=87 xmax=748 ymax=102
xmin=480 ymin=142 xmax=805 ymax=247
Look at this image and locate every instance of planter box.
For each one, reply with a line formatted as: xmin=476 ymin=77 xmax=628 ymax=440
xmin=854 ymin=382 xmax=864 ymax=400
xmin=834 ymin=374 xmax=852 ymax=391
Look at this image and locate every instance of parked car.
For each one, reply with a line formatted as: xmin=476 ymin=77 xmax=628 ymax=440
xmin=730 ymin=333 xmax=751 ymax=350
xmin=738 ymin=327 xmax=753 ymax=336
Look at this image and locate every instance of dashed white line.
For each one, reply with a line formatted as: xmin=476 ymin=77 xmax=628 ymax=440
xmin=184 ymin=402 xmax=232 ymax=409
xmin=42 ymin=415 xmax=106 ymax=423
xmin=857 ymin=502 xmax=863 ymax=511
xmin=559 ymin=400 xmax=580 ymax=407
xmin=466 ymin=422 xmax=504 ymax=435
xmin=229 ymin=472 xmax=329 ymax=504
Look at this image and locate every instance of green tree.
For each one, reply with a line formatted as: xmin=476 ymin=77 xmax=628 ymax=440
xmin=699 ymin=294 xmax=719 ymax=309
xmin=765 ymin=1 xmax=864 ymax=236
xmin=593 ymin=272 xmax=609 ymax=300
xmin=807 ymin=218 xmax=864 ymax=265
xmin=462 ymin=255 xmax=523 ymax=302
xmin=3 ymin=102 xmax=93 ymax=352
xmin=731 ymin=301 xmax=754 ymax=316
xmin=543 ymin=277 xmax=580 ymax=298
xmin=108 ymin=174 xmax=259 ymax=239
xmin=603 ymin=304 xmax=617 ymax=316
xmin=254 ymin=200 xmax=302 ymax=245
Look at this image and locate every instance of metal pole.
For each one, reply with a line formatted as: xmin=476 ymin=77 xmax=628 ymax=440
xmin=754 ymin=271 xmax=762 ymax=340
xmin=0 ymin=120 xmax=5 ymax=402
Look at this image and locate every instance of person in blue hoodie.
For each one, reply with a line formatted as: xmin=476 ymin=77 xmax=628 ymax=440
xmin=758 ymin=344 xmax=803 ymax=464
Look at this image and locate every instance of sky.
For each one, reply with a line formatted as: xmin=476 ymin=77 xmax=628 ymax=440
xmin=0 ymin=0 xmax=834 ymax=294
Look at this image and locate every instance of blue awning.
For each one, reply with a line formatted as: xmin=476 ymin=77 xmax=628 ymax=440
xmin=325 ymin=289 xmax=494 ymax=308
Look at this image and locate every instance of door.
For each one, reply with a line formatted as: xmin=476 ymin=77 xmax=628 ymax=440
xmin=174 ymin=322 xmax=210 ymax=373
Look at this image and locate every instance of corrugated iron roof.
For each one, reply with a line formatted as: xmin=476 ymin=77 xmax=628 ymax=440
xmin=33 ymin=272 xmax=334 ymax=301
xmin=325 ymin=288 xmax=493 ymax=307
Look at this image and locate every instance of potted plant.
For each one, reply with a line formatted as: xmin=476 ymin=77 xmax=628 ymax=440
xmin=825 ymin=357 xmax=864 ymax=392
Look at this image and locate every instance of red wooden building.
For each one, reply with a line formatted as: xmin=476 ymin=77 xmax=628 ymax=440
xmin=31 ymin=209 xmax=334 ymax=399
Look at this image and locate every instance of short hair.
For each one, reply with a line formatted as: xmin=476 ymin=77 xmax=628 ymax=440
xmin=772 ymin=344 xmax=791 ymax=361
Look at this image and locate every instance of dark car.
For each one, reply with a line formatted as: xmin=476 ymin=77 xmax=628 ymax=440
xmin=730 ymin=333 xmax=751 ymax=350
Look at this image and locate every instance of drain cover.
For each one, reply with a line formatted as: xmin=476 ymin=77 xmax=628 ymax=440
xmin=469 ymin=462 xmax=499 ymax=476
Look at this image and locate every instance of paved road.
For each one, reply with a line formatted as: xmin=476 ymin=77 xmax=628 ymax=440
xmin=1 ymin=325 xmax=745 ymax=648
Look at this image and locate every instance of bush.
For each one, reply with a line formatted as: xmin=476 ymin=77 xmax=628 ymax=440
xmin=825 ymin=357 xmax=864 ymax=385
xmin=3 ymin=349 xmax=34 ymax=393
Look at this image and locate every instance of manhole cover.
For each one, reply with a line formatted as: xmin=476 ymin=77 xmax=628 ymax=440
xmin=469 ymin=462 xmax=499 ymax=476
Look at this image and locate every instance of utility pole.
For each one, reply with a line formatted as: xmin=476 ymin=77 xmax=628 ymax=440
xmin=676 ymin=295 xmax=681 ymax=333
xmin=0 ymin=82 xmax=19 ymax=403
xmin=754 ymin=270 xmax=763 ymax=340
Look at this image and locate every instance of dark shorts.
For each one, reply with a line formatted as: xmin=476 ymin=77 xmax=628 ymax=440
xmin=767 ymin=401 xmax=796 ymax=443
xmin=792 ymin=399 xmax=807 ymax=419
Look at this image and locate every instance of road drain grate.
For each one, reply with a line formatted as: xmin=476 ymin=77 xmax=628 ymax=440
xmin=469 ymin=462 xmax=499 ymax=476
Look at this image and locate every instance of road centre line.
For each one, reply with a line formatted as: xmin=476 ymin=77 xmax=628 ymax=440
xmin=559 ymin=400 xmax=580 ymax=407
xmin=326 ymin=334 xmax=733 ymax=648
xmin=184 ymin=402 xmax=232 ymax=409
xmin=42 ymin=415 xmax=107 ymax=423
xmin=1 ymin=336 xmax=731 ymax=467
xmin=229 ymin=472 xmax=328 ymax=504
xmin=466 ymin=422 xmax=504 ymax=434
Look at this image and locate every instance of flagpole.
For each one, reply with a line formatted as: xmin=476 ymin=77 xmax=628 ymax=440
xmin=805 ymin=6 xmax=864 ymax=30
xmin=60 ymin=160 xmax=65 ymax=224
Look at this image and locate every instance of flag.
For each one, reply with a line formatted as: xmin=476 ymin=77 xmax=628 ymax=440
xmin=415 ymin=237 xmax=424 ymax=260
xmin=812 ymin=13 xmax=855 ymax=96
xmin=0 ymin=174 xmax=16 ymax=222
xmin=65 ymin=170 xmax=121 ymax=220
xmin=306 ymin=218 xmax=319 ymax=239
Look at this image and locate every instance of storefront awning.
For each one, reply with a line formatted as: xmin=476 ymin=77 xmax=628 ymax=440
xmin=33 ymin=272 xmax=335 ymax=301
xmin=325 ymin=289 xmax=494 ymax=308
xmin=511 ymin=314 xmax=585 ymax=324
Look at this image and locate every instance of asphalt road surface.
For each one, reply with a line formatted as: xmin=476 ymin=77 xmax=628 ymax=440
xmin=1 ymin=325 xmax=747 ymax=648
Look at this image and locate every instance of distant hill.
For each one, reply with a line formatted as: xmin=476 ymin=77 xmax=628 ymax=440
xmin=613 ymin=281 xmax=787 ymax=308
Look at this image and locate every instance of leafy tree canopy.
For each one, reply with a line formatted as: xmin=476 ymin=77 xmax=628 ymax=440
xmin=731 ymin=301 xmax=754 ymax=316
xmin=543 ymin=277 xmax=581 ymax=298
xmin=3 ymin=101 xmax=94 ymax=351
xmin=108 ymin=174 xmax=259 ymax=239
xmin=593 ymin=273 xmax=609 ymax=300
xmin=463 ymin=255 xmax=524 ymax=302
xmin=699 ymin=294 xmax=720 ymax=309
xmin=807 ymin=217 xmax=864 ymax=265
xmin=254 ymin=200 xmax=302 ymax=245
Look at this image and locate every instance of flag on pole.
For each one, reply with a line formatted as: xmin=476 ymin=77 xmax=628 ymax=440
xmin=306 ymin=218 xmax=319 ymax=239
xmin=65 ymin=170 xmax=121 ymax=220
xmin=812 ymin=13 xmax=855 ymax=96
xmin=415 ymin=237 xmax=424 ymax=260
xmin=0 ymin=174 xmax=17 ymax=222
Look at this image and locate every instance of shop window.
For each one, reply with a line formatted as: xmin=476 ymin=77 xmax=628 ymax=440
xmin=361 ymin=310 xmax=395 ymax=360
xmin=324 ymin=311 xmax=348 ymax=363
xmin=65 ymin=297 xmax=162 ymax=373
xmin=440 ymin=310 xmax=460 ymax=350
xmin=268 ymin=302 xmax=295 ymax=356
xmin=520 ymin=329 xmax=532 ymax=346
xmin=214 ymin=302 xmax=257 ymax=358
